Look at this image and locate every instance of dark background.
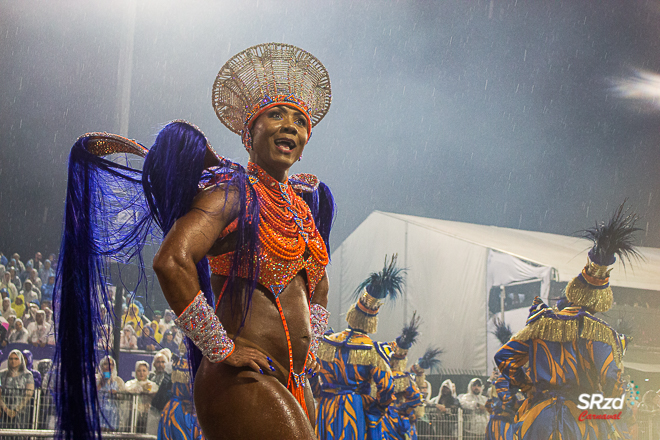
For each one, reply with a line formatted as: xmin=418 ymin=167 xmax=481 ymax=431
xmin=2 ymin=0 xmax=659 ymax=263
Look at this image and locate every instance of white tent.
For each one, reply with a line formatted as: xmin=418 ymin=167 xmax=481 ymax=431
xmin=327 ymin=211 xmax=660 ymax=375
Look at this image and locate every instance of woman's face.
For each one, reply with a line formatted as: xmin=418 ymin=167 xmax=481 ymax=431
xmin=8 ymin=353 xmax=20 ymax=370
xmin=15 ymin=321 xmax=22 ymax=331
xmin=249 ymin=105 xmax=309 ymax=180
xmin=165 ymin=333 xmax=173 ymax=342
xmin=136 ymin=364 xmax=148 ymax=381
xmin=16 ymin=297 xmax=23 ymax=305
xmin=103 ymin=359 xmax=114 ymax=372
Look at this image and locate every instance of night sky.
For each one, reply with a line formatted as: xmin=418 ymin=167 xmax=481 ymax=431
xmin=2 ymin=0 xmax=660 ymax=263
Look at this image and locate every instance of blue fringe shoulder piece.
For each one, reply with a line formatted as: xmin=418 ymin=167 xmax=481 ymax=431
xmin=54 ymin=133 xmax=153 ymax=440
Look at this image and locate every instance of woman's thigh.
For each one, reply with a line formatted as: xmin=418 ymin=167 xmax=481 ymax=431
xmin=194 ymin=359 xmax=316 ymax=440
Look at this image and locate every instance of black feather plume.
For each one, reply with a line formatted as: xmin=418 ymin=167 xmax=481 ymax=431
xmin=581 ymin=201 xmax=641 ymax=267
xmin=353 ymin=254 xmax=406 ymax=300
xmin=418 ymin=346 xmax=443 ymax=372
xmin=491 ymin=318 xmax=512 ymax=345
xmin=396 ymin=311 xmax=421 ymax=350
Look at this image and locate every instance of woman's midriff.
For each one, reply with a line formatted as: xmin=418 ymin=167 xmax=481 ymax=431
xmin=210 ymin=272 xmax=311 ymax=385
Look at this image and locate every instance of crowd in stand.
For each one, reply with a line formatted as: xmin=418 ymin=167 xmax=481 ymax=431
xmin=0 ymin=252 xmax=56 ymax=349
xmin=0 ymin=249 xmax=192 ymax=434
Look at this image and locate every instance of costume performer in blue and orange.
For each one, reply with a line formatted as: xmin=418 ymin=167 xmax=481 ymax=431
xmin=158 ymin=349 xmax=204 ymax=440
xmin=381 ymin=313 xmax=425 ymax=440
xmin=52 ymin=43 xmax=335 ymax=440
xmin=486 ymin=320 xmax=519 ymax=440
xmin=495 ymin=204 xmax=637 ymax=440
xmin=316 ymin=256 xmax=401 ymax=440
xmin=485 ymin=373 xmax=520 ymax=440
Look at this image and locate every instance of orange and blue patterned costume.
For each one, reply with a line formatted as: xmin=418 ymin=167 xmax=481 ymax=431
xmin=382 ymin=371 xmax=424 ymax=440
xmin=316 ymin=329 xmax=395 ymax=440
xmin=158 ymin=356 xmax=204 ymax=440
xmin=485 ymin=374 xmax=520 ymax=440
xmin=495 ymin=298 xmax=629 ymax=440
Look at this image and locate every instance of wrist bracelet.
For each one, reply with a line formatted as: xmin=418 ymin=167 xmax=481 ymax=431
xmin=309 ymin=303 xmax=329 ymax=356
xmin=175 ymin=291 xmax=234 ymax=363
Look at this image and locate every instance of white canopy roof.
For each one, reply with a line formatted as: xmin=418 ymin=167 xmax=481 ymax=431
xmin=380 ymin=212 xmax=660 ymax=291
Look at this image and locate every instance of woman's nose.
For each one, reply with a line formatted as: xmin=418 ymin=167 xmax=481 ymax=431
xmin=280 ymin=117 xmax=298 ymax=134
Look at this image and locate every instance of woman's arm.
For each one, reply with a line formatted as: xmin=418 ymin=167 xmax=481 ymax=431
xmin=153 ymin=186 xmax=238 ymax=315
xmin=153 ymin=186 xmax=272 ymax=373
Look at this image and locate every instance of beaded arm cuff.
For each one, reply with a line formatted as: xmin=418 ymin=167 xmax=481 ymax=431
xmin=174 ymin=291 xmax=235 ymax=363
xmin=309 ymin=303 xmax=330 ymax=356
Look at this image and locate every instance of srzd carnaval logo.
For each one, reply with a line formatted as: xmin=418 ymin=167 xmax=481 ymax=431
xmin=576 ymin=394 xmax=624 ymax=421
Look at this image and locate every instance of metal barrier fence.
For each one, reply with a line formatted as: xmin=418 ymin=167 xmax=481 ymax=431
xmin=418 ymin=406 xmax=655 ymax=440
xmin=636 ymin=414 xmax=660 ymax=440
xmin=417 ymin=407 xmax=488 ymax=440
xmin=0 ymin=388 xmax=157 ymax=439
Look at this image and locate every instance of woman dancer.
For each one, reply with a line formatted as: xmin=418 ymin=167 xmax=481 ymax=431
xmin=153 ymin=43 xmax=334 ymax=439
xmin=54 ymin=43 xmax=334 ymax=440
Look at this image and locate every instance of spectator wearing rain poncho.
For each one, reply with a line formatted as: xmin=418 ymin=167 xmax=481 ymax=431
xmin=8 ymin=318 xmax=28 ymax=344
xmin=459 ymin=378 xmax=489 ymax=439
xmin=27 ymin=310 xmax=51 ymax=347
xmin=148 ymin=349 xmax=174 ymax=431
xmin=159 ymin=329 xmax=179 ymax=354
xmin=137 ymin=325 xmax=157 ymax=351
xmin=149 ymin=320 xmax=163 ymax=343
xmin=0 ymin=349 xmax=35 ymax=430
xmin=96 ymin=355 xmax=125 ymax=431
xmin=22 ymin=302 xmax=39 ymax=328
xmin=40 ymin=274 xmax=55 ymax=308
xmin=120 ymin=324 xmax=138 ymax=350
xmin=22 ymin=349 xmax=42 ymax=389
xmin=20 ymin=280 xmax=40 ymax=305
xmin=27 ymin=268 xmax=41 ymax=291
xmin=38 ymin=260 xmax=52 ymax=284
xmin=1 ymin=271 xmax=18 ymax=303
xmin=126 ymin=360 xmax=160 ymax=433
xmin=11 ymin=295 xmax=26 ymax=320
xmin=159 ymin=309 xmax=175 ymax=335
xmin=122 ymin=303 xmax=148 ymax=336
xmin=1 ymin=297 xmax=12 ymax=320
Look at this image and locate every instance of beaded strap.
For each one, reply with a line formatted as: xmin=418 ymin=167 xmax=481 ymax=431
xmin=309 ymin=303 xmax=329 ymax=356
xmin=174 ymin=291 xmax=235 ymax=363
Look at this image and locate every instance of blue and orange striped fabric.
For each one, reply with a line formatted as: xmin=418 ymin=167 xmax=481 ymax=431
xmin=382 ymin=373 xmax=423 ymax=440
xmin=494 ymin=305 xmax=629 ymax=440
xmin=316 ymin=329 xmax=395 ymax=440
xmin=157 ymin=357 xmax=204 ymax=440
xmin=485 ymin=374 xmax=520 ymax=440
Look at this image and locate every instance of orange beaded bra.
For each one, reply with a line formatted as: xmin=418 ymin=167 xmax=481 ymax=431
xmin=207 ymin=162 xmax=329 ymax=300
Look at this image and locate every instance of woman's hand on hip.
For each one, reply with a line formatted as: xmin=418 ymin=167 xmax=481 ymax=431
xmin=223 ymin=343 xmax=276 ymax=375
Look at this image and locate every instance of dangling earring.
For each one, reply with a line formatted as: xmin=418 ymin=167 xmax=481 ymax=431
xmin=242 ymin=128 xmax=253 ymax=151
xmin=298 ymin=154 xmax=302 ymax=162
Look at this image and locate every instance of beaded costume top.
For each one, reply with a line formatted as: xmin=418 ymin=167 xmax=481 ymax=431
xmin=207 ymin=162 xmax=329 ymax=299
